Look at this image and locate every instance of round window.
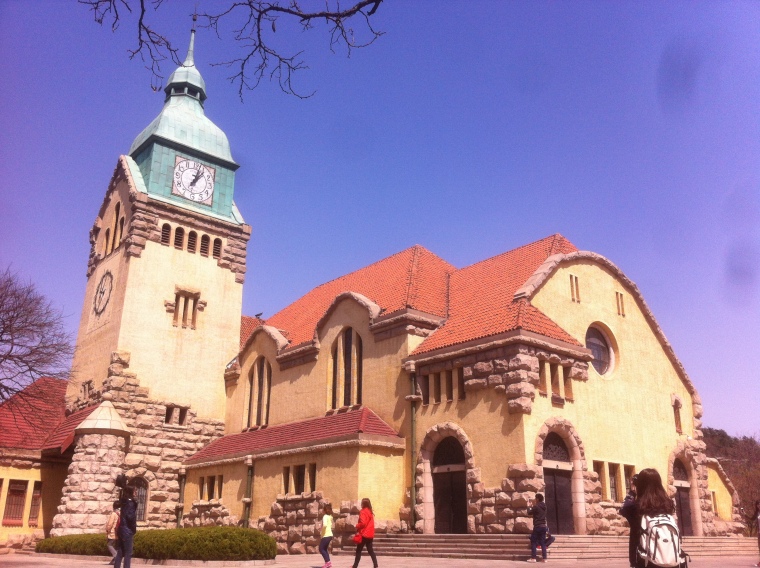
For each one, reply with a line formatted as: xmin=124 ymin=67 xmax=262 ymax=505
xmin=585 ymin=327 xmax=611 ymax=375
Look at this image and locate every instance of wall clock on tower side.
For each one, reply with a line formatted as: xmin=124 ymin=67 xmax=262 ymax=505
xmin=93 ymin=270 xmax=113 ymax=316
xmin=172 ymin=156 xmax=215 ymax=205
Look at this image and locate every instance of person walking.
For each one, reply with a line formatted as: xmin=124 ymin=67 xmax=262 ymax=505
xmin=319 ymin=503 xmax=334 ymax=568
xmin=105 ymin=500 xmax=121 ymax=565
xmin=114 ymin=486 xmax=137 ymax=568
xmin=620 ymin=474 xmax=639 ymax=568
xmin=619 ymin=468 xmax=679 ymax=568
xmin=753 ymin=499 xmax=760 ymax=568
xmin=353 ymin=498 xmax=378 ymax=568
xmin=527 ymin=493 xmax=549 ymax=562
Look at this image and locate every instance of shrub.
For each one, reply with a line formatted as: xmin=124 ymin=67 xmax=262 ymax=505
xmin=36 ymin=527 xmax=277 ymax=560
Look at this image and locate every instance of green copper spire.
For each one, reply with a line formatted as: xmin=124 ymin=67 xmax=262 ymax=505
xmin=163 ymin=29 xmax=207 ymax=102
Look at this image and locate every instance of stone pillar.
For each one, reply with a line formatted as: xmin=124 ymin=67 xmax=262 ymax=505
xmin=51 ymin=401 xmax=130 ymax=536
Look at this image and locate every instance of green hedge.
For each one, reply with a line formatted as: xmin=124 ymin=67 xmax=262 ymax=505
xmin=36 ymin=527 xmax=277 ymax=561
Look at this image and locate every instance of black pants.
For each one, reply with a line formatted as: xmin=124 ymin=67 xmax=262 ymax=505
xmin=353 ymin=537 xmax=378 ymax=568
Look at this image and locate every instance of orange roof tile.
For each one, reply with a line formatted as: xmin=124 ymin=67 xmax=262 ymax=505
xmin=412 ymin=234 xmax=580 ymax=354
xmin=0 ymin=378 xmax=67 ymax=451
xmin=185 ymin=406 xmax=399 ymax=464
xmin=42 ymin=405 xmax=99 ymax=452
xmin=247 ymin=245 xmax=455 ymax=348
xmin=240 ymin=315 xmax=265 ymax=350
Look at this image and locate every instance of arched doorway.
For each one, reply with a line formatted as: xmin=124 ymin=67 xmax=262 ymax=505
xmin=432 ymin=437 xmax=467 ymax=534
xmin=673 ymin=459 xmax=693 ymax=536
xmin=542 ymin=432 xmax=574 ymax=534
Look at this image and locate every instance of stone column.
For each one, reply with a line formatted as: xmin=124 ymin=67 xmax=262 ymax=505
xmin=51 ymin=401 xmax=130 ymax=536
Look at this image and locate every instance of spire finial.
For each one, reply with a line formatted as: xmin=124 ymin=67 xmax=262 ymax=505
xmin=184 ymin=17 xmax=197 ymax=66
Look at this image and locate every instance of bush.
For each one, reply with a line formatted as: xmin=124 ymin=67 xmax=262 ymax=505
xmin=36 ymin=527 xmax=277 ymax=560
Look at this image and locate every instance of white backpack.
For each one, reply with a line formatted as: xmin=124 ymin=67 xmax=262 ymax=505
xmin=637 ymin=514 xmax=683 ymax=567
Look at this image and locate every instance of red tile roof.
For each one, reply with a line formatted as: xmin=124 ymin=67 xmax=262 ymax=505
xmin=413 ymin=234 xmax=579 ymax=354
xmin=0 ymin=378 xmax=67 ymax=451
xmin=42 ymin=404 xmax=99 ymax=453
xmin=185 ymin=406 xmax=399 ymax=465
xmin=240 ymin=316 xmax=265 ymax=350
xmin=252 ymin=245 xmax=455 ymax=348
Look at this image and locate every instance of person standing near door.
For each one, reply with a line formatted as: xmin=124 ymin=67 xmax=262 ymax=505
xmin=527 ymin=493 xmax=549 ymax=563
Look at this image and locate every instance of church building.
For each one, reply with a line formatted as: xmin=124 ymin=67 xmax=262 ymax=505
xmin=0 ymin=30 xmax=743 ymax=554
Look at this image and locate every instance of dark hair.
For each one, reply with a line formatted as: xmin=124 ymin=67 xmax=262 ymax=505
xmin=323 ymin=503 xmax=333 ymax=515
xmin=754 ymin=500 xmax=760 ymax=517
xmin=535 ymin=493 xmax=544 ymax=502
xmin=122 ymin=486 xmax=135 ymax=499
xmin=634 ymin=468 xmax=675 ymax=516
xmin=113 ymin=501 xmax=121 ymax=510
xmin=361 ymin=498 xmax=373 ymax=512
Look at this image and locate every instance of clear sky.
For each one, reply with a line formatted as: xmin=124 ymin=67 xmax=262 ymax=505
xmin=1 ymin=1 xmax=758 ymax=436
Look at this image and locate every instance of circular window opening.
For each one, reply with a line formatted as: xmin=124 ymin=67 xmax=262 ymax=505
xmin=585 ymin=326 xmax=612 ymax=375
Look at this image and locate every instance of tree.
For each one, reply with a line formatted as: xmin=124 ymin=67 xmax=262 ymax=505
xmin=0 ymin=268 xmax=73 ymax=404
xmin=80 ymin=0 xmax=385 ymax=98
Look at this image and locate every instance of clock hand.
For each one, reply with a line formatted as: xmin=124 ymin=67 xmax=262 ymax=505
xmin=190 ymin=167 xmax=204 ymax=186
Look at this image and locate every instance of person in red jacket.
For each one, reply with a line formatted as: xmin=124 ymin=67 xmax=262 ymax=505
xmin=353 ymin=498 xmax=378 ymax=568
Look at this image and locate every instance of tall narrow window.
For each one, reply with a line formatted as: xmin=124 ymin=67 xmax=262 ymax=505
xmin=118 ymin=217 xmax=125 ymax=245
xmin=283 ymin=467 xmax=291 ymax=494
xmin=624 ymin=465 xmax=635 ymax=494
xmin=309 ymin=463 xmax=317 ymax=492
xmin=199 ymin=477 xmax=205 ymax=499
xmin=356 ymin=334 xmax=363 ymax=405
xmin=104 ymin=228 xmax=111 ymax=255
xmin=457 ymin=368 xmax=466 ymax=400
xmin=673 ymin=398 xmax=683 ymax=434
xmin=562 ymin=366 xmax=574 ymax=401
xmin=111 ymin=202 xmax=121 ymax=251
xmin=343 ymin=328 xmax=353 ymax=407
xmin=294 ymin=465 xmax=306 ymax=494
xmin=265 ymin=362 xmax=272 ymax=425
xmin=2 ymin=480 xmax=28 ymax=526
xmin=445 ymin=370 xmax=454 ymax=402
xmin=187 ymin=231 xmax=198 ymax=253
xmin=550 ymin=363 xmax=561 ymax=397
xmin=256 ymin=357 xmax=265 ymax=426
xmin=331 ymin=344 xmax=339 ymax=410
xmin=161 ymin=223 xmax=171 ymax=245
xmin=609 ymin=463 xmax=620 ymax=502
xmin=419 ymin=374 xmax=430 ymax=405
xmin=130 ymin=477 xmax=148 ymax=522
xmin=593 ymin=461 xmax=606 ymax=500
xmin=212 ymin=238 xmax=222 ymax=259
xmin=207 ymin=477 xmax=216 ymax=501
xmin=616 ymin=291 xmax=626 ymax=317
xmin=246 ymin=366 xmax=255 ymax=428
xmin=570 ymin=274 xmax=580 ymax=302
xmin=200 ymin=234 xmax=210 ymax=256
xmin=174 ymin=227 xmax=185 ymax=250
xmin=433 ymin=373 xmax=441 ymax=404
xmin=538 ymin=360 xmax=548 ymax=395
xmin=217 ymin=475 xmax=224 ymax=499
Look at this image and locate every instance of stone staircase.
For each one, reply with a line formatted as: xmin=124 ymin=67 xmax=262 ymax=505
xmin=333 ymin=534 xmax=758 ymax=561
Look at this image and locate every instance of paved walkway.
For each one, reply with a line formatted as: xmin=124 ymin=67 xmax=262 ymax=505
xmin=1 ymin=553 xmax=759 ymax=568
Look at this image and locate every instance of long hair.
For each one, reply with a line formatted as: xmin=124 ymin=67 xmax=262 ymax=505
xmin=361 ymin=498 xmax=373 ymax=512
xmin=634 ymin=468 xmax=675 ymax=516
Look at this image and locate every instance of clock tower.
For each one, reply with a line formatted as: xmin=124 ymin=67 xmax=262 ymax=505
xmin=68 ymin=29 xmax=250 ymax=422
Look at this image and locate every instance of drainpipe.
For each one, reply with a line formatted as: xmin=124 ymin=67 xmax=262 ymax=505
xmin=177 ymin=467 xmax=187 ymax=528
xmin=404 ymin=361 xmax=421 ymax=532
xmin=242 ymin=455 xmax=254 ymax=526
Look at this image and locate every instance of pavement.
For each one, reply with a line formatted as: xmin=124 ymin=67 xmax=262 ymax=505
xmin=1 ymin=553 xmax=759 ymax=568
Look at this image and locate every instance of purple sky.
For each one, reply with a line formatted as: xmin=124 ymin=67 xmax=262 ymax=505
xmin=1 ymin=1 xmax=758 ymax=436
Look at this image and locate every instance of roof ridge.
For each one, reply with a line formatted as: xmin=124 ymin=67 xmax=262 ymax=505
xmin=357 ymin=407 xmax=370 ymax=433
xmin=404 ymin=245 xmax=421 ymax=309
xmin=456 ymin=234 xmax=572 ymax=272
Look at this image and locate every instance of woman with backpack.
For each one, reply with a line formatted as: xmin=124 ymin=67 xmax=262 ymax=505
xmin=352 ymin=498 xmax=378 ymax=568
xmin=620 ymin=468 xmax=684 ymax=568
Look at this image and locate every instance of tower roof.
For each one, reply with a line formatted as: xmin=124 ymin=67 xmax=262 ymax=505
xmin=128 ymin=29 xmax=236 ymax=166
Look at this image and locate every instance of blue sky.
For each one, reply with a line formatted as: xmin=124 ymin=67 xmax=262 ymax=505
xmin=1 ymin=1 xmax=758 ymax=436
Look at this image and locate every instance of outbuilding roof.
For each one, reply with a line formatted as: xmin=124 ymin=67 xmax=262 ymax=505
xmin=0 ymin=377 xmax=67 ymax=451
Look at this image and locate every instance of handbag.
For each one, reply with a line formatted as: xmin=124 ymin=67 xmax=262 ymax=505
xmin=353 ymin=532 xmax=363 ymax=544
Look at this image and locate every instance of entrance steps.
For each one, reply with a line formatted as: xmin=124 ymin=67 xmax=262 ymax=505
xmin=333 ymin=534 xmax=758 ymax=561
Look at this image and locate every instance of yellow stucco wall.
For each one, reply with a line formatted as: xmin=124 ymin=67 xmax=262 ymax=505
xmin=707 ymin=463 xmax=733 ymax=521
xmin=357 ymin=449 xmax=405 ymax=520
xmin=529 ymin=260 xmax=695 ymax=478
xmin=0 ymin=462 xmax=66 ymax=541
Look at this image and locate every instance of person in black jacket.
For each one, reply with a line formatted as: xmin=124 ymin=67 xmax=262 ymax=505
xmin=527 ymin=494 xmax=549 ymax=563
xmin=620 ymin=474 xmax=639 ymax=568
xmin=114 ymin=486 xmax=138 ymax=568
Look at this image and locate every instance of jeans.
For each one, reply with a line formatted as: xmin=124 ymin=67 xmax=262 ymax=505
xmin=114 ymin=531 xmax=134 ymax=568
xmin=107 ymin=538 xmax=118 ymax=558
xmin=353 ymin=536 xmax=378 ymax=568
xmin=530 ymin=526 xmax=548 ymax=559
xmin=319 ymin=536 xmax=333 ymax=562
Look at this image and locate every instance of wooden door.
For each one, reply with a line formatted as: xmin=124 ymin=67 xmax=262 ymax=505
xmin=544 ymin=468 xmax=574 ymax=534
xmin=675 ymin=487 xmax=693 ymax=536
xmin=433 ymin=469 xmax=467 ymax=534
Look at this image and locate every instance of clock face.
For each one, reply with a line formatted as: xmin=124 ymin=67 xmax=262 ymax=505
xmin=93 ymin=271 xmax=113 ymax=316
xmin=172 ymin=156 xmax=215 ymax=205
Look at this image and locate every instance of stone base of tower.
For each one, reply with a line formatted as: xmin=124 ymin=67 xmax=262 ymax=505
xmin=53 ymin=351 xmax=225 ymax=535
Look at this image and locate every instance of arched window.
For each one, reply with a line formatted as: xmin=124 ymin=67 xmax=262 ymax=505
xmin=212 ymin=238 xmax=222 ymax=259
xmin=161 ymin=224 xmax=171 ymax=245
xmin=543 ymin=432 xmax=571 ymax=462
xmin=246 ymin=357 xmax=272 ymax=428
xmin=330 ymin=328 xmax=364 ymax=409
xmin=129 ymin=477 xmax=149 ymax=522
xmin=111 ymin=202 xmax=121 ymax=251
xmin=174 ymin=227 xmax=185 ymax=250
xmin=104 ymin=228 xmax=111 ymax=255
xmin=187 ymin=231 xmax=198 ymax=254
xmin=585 ymin=327 xmax=611 ymax=375
xmin=200 ymin=235 xmax=210 ymax=256
xmin=118 ymin=217 xmax=125 ymax=245
xmin=673 ymin=459 xmax=689 ymax=482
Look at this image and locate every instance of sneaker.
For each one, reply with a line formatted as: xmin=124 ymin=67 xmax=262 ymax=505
xmin=526 ymin=560 xmax=537 ymax=563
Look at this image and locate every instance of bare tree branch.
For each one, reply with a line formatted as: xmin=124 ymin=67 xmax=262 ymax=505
xmin=0 ymin=268 xmax=73 ymax=405
xmin=79 ymin=0 xmax=385 ymax=98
